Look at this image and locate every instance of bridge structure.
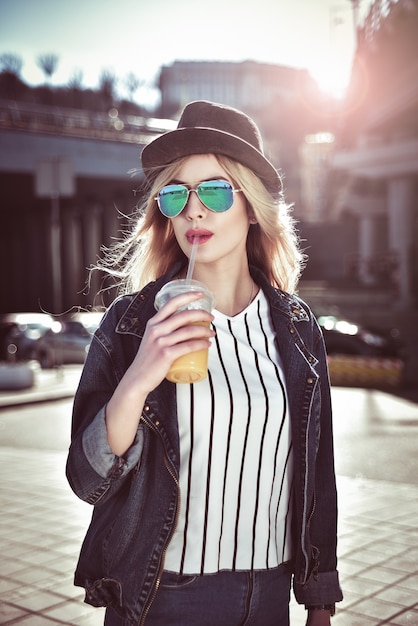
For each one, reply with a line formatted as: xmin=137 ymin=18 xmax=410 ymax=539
xmin=0 ymin=100 xmax=175 ymax=314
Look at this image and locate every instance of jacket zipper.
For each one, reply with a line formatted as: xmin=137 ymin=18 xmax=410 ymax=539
xmin=301 ymin=489 xmax=318 ymax=586
xmin=139 ymin=416 xmax=181 ymax=626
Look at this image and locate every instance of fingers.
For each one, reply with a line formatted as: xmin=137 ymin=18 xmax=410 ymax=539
xmin=129 ymin=299 xmax=215 ymax=392
xmin=150 ymin=319 xmax=214 ymax=353
xmin=146 ymin=309 xmax=214 ymax=358
xmin=150 ymin=308 xmax=213 ymax=333
xmin=152 ymin=291 xmax=214 ymax=334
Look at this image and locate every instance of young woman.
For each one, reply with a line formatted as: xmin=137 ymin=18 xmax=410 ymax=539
xmin=67 ymin=100 xmax=343 ymax=625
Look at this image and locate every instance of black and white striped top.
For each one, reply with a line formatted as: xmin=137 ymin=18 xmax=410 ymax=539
xmin=164 ymin=289 xmax=294 ymax=575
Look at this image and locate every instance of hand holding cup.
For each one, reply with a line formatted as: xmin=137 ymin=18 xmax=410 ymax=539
xmin=154 ymin=279 xmax=215 ymax=383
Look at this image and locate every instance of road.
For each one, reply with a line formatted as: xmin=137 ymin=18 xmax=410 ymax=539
xmin=0 ymin=387 xmax=417 ymax=625
xmin=0 ymin=386 xmax=417 ymax=485
xmin=331 ymin=387 xmax=418 ymax=485
xmin=0 ymin=398 xmax=74 ymax=452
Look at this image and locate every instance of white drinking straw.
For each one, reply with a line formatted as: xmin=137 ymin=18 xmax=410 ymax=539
xmin=185 ymin=237 xmax=198 ymax=283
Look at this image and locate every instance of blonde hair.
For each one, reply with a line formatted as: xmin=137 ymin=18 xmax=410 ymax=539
xmin=97 ymin=155 xmax=305 ymax=295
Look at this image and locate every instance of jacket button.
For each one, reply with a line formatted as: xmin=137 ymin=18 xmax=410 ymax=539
xmin=289 ymin=328 xmax=295 ymax=334
xmin=307 ymin=377 xmax=314 ymax=384
xmin=144 ymin=405 xmax=150 ymax=412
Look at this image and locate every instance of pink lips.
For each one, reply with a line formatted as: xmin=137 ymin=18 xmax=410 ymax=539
xmin=186 ymin=229 xmax=213 ymax=245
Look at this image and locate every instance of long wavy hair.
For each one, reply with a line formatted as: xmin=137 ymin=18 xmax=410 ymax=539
xmin=96 ymin=155 xmax=305 ymax=295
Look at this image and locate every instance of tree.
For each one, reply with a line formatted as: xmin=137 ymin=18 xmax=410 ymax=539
xmin=37 ymin=53 xmax=59 ymax=83
xmin=67 ymin=69 xmax=84 ymax=108
xmin=0 ymin=53 xmax=25 ymax=99
xmin=0 ymin=52 xmax=23 ymax=77
xmin=68 ymin=69 xmax=83 ymax=90
xmin=99 ymin=68 xmax=117 ymax=108
xmin=124 ymin=72 xmax=141 ymax=101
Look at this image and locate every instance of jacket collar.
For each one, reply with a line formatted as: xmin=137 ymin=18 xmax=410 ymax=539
xmin=250 ymin=266 xmax=309 ymax=323
xmin=115 ymin=263 xmax=309 ymax=337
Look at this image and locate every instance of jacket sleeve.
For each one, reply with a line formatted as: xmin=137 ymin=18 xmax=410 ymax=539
xmin=66 ymin=310 xmax=144 ymax=505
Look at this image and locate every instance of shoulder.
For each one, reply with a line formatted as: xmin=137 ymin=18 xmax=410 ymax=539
xmin=98 ymin=275 xmax=173 ymax=338
xmin=263 ymin=283 xmax=316 ymax=326
xmin=251 ymin=265 xmax=313 ymax=321
xmin=260 ymin=283 xmax=323 ymax=348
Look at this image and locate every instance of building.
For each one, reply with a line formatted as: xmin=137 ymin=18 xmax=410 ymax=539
xmin=331 ymin=0 xmax=418 ymax=308
xmin=158 ymin=60 xmax=309 ymax=118
xmin=300 ymin=132 xmax=336 ymax=222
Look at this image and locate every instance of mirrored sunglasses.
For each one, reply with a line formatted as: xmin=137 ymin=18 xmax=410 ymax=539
xmin=155 ymin=179 xmax=242 ymax=218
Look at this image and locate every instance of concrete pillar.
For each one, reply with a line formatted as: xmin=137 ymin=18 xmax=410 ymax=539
xmin=104 ymin=199 xmax=121 ymax=244
xmin=387 ymin=177 xmax=414 ymax=308
xmin=358 ymin=214 xmax=376 ymax=285
xmin=61 ymin=206 xmax=83 ymax=310
xmin=99 ymin=200 xmax=123 ymax=305
xmin=83 ymin=203 xmax=103 ymax=307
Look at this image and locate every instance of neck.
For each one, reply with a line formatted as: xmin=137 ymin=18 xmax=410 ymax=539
xmin=192 ymin=263 xmax=256 ymax=317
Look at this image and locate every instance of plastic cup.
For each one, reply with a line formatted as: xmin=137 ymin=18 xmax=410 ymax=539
xmin=154 ymin=279 xmax=215 ymax=383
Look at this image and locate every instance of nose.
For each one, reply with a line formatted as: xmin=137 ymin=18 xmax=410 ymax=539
xmin=183 ymin=189 xmax=206 ymax=219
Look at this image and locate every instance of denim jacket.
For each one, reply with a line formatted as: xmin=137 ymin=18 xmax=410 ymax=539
xmin=66 ymin=266 xmax=343 ymax=625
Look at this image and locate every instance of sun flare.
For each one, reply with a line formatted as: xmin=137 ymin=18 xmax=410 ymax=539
xmin=310 ymin=58 xmax=352 ymax=99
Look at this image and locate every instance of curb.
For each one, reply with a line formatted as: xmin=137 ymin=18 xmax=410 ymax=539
xmin=0 ymin=364 xmax=81 ymax=409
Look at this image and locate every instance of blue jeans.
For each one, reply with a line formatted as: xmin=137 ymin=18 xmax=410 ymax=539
xmin=105 ymin=563 xmax=291 ymax=625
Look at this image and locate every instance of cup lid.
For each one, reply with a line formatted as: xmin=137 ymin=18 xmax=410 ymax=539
xmin=154 ymin=279 xmax=215 ymax=311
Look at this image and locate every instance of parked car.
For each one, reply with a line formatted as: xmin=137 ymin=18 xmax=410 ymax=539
xmin=316 ymin=312 xmax=405 ymax=388
xmin=317 ymin=314 xmax=404 ymax=359
xmin=0 ymin=312 xmax=55 ymax=361
xmin=35 ymin=311 xmax=104 ymax=369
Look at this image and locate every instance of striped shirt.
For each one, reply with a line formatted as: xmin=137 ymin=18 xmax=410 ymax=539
xmin=164 ymin=289 xmax=294 ymax=575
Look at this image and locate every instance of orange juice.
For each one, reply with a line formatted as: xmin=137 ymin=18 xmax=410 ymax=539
xmin=166 ymin=321 xmax=211 ymax=383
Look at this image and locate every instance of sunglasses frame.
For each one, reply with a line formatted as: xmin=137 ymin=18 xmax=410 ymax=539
xmin=155 ymin=179 xmax=242 ymax=218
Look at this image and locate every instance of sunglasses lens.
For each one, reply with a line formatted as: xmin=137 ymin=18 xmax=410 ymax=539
xmin=157 ymin=185 xmax=188 ymax=217
xmin=197 ymin=181 xmax=234 ymax=212
xmin=157 ymin=180 xmax=236 ymax=217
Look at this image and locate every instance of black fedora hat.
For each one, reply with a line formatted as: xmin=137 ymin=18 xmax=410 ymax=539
xmin=141 ymin=100 xmax=282 ymax=193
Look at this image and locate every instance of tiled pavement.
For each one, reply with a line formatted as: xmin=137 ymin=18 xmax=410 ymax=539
xmin=0 ymin=368 xmax=418 ymax=625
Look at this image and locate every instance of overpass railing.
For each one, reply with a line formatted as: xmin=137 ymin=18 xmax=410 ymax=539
xmin=0 ymin=99 xmax=175 ymax=144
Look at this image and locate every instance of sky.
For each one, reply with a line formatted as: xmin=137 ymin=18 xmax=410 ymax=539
xmin=0 ymin=0 xmax=373 ymax=107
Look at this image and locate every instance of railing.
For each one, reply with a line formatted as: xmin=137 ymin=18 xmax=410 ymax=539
xmin=0 ymin=99 xmax=176 ymax=143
